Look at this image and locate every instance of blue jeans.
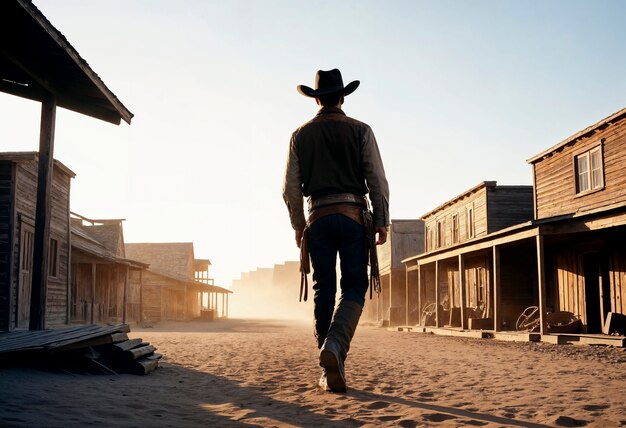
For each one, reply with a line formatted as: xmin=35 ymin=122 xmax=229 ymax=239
xmin=308 ymin=214 xmax=368 ymax=348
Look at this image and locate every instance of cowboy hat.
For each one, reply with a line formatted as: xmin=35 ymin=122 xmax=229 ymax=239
xmin=297 ymin=68 xmax=360 ymax=98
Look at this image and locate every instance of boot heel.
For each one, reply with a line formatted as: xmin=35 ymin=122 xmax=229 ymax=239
xmin=320 ymin=349 xmax=346 ymax=393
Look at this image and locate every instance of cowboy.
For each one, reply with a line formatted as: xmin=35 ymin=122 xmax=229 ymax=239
xmin=283 ymin=68 xmax=390 ymax=392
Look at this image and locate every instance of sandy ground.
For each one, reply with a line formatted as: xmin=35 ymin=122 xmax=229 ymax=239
xmin=0 ymin=318 xmax=625 ymax=428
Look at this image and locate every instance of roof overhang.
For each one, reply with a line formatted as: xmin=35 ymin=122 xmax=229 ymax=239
xmin=0 ymin=0 xmax=133 ymax=125
xmin=527 ymin=107 xmax=626 ymax=164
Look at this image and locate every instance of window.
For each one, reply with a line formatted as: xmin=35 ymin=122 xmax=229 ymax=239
xmin=436 ymin=219 xmax=445 ymax=248
xmin=452 ymin=214 xmax=459 ymax=244
xmin=466 ymin=205 xmax=475 ymax=239
xmin=575 ymin=145 xmax=604 ymax=194
xmin=48 ymin=239 xmax=58 ymax=277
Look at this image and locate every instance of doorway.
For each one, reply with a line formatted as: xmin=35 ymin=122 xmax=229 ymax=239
xmin=583 ymin=253 xmax=610 ymax=333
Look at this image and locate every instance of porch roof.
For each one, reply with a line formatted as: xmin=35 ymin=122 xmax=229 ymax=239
xmin=0 ymin=0 xmax=132 ymax=124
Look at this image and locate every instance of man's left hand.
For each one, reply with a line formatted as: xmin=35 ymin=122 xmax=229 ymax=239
xmin=376 ymin=226 xmax=387 ymax=245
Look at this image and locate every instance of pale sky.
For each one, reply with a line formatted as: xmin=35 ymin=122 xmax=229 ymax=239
xmin=2 ymin=0 xmax=625 ymax=287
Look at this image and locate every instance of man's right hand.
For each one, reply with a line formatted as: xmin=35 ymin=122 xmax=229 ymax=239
xmin=295 ymin=228 xmax=304 ymax=248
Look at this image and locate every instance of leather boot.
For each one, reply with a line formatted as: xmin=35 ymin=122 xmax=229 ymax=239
xmin=319 ymin=300 xmax=363 ymax=393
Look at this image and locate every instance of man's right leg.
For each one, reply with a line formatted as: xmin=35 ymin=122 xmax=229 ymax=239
xmin=308 ymin=216 xmax=338 ymax=349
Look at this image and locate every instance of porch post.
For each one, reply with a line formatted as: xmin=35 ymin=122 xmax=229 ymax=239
xmin=493 ymin=245 xmax=501 ymax=332
xmin=139 ymin=270 xmax=143 ymax=323
xmin=459 ymin=254 xmax=467 ymax=329
xmin=536 ymin=235 xmax=548 ymax=335
xmin=417 ymin=265 xmax=422 ymax=326
xmin=90 ymin=263 xmax=96 ymax=324
xmin=435 ymin=260 xmax=440 ymax=328
xmin=29 ymin=96 xmax=56 ymax=330
xmin=123 ymin=265 xmax=129 ymax=323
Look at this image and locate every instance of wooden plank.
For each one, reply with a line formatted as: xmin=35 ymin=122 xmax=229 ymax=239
xmin=603 ymin=312 xmax=626 ymax=335
xmin=29 ymin=97 xmax=57 ymax=330
xmin=124 ymin=345 xmax=156 ymax=361
xmin=50 ymin=332 xmax=129 ymax=353
xmin=129 ymin=357 xmax=159 ymax=375
xmin=0 ymin=323 xmax=130 ymax=354
xmin=109 ymin=338 xmax=144 ymax=352
xmin=458 ymin=254 xmax=466 ymax=329
xmin=536 ymin=235 xmax=548 ymax=335
xmin=493 ymin=245 xmax=501 ymax=332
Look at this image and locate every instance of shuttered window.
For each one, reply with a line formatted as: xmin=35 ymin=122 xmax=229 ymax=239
xmin=575 ymin=144 xmax=603 ymax=194
xmin=48 ymin=238 xmax=58 ymax=277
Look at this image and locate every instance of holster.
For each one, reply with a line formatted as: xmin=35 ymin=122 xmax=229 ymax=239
xmin=298 ymin=203 xmax=380 ymax=302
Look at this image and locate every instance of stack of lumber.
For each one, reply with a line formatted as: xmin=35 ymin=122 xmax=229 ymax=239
xmin=0 ymin=323 xmax=160 ymax=375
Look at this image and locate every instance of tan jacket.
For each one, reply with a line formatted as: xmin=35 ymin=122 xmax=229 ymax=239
xmin=283 ymin=107 xmax=390 ymax=229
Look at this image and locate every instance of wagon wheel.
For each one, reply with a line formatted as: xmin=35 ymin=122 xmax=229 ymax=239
xmin=516 ymin=306 xmax=540 ymax=332
xmin=420 ymin=303 xmax=436 ymax=326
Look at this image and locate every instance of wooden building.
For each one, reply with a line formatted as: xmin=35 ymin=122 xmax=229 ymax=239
xmin=1 ymin=0 xmax=132 ymax=330
xmin=125 ymin=243 xmax=230 ymax=323
xmin=404 ymin=108 xmax=626 ymax=342
xmin=362 ymin=220 xmax=424 ymax=326
xmin=404 ymin=182 xmax=534 ymax=332
xmin=70 ymin=215 xmax=147 ymax=325
xmin=0 ymin=152 xmax=74 ymax=330
xmin=528 ymin=107 xmax=626 ymax=336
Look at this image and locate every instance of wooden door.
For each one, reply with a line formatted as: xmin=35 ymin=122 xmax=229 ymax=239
xmin=17 ymin=223 xmax=35 ymax=328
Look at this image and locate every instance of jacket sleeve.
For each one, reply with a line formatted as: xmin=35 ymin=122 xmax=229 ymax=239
xmin=361 ymin=126 xmax=390 ymax=227
xmin=282 ymin=134 xmax=307 ymax=230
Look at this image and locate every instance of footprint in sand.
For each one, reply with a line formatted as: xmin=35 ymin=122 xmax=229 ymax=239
xmin=582 ymin=404 xmax=609 ymax=412
xmin=418 ymin=391 xmax=434 ymax=399
xmin=397 ymin=419 xmax=418 ymax=428
xmin=366 ymin=401 xmax=391 ymax=410
xmin=378 ymin=415 xmax=401 ymax=422
xmin=555 ymin=415 xmax=588 ymax=427
xmin=464 ymin=420 xmax=488 ymax=426
xmin=422 ymin=413 xmax=457 ymax=423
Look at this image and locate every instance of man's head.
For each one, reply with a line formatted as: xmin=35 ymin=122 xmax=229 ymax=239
xmin=297 ymin=69 xmax=359 ymax=104
xmin=316 ymin=92 xmax=344 ymax=108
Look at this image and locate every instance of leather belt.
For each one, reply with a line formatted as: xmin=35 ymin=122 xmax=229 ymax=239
xmin=308 ymin=193 xmax=367 ymax=211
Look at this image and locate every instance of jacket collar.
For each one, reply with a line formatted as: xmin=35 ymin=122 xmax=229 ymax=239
xmin=316 ymin=106 xmax=345 ymax=117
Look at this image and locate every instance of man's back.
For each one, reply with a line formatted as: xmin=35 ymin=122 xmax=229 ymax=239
xmin=293 ymin=107 xmax=370 ymax=198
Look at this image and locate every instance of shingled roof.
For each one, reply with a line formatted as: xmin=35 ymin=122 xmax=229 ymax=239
xmin=125 ymin=243 xmax=195 ymax=282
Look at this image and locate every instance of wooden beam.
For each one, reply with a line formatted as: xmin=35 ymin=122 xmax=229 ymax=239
xmin=539 ymin=212 xmax=626 ymax=235
xmin=29 ymin=96 xmax=56 ymax=330
xmin=536 ymin=235 xmax=548 ymax=335
xmin=459 ymin=254 xmax=467 ymax=329
xmin=91 ymin=263 xmax=96 ymax=324
xmin=66 ymin=178 xmax=72 ymax=325
xmin=139 ymin=270 xmax=143 ymax=323
xmin=412 ymin=227 xmax=539 ymax=266
xmin=417 ymin=266 xmax=422 ymax=326
xmin=435 ymin=260 xmax=440 ymax=328
xmin=123 ymin=265 xmax=129 ymax=323
xmin=493 ymin=245 xmax=502 ymax=332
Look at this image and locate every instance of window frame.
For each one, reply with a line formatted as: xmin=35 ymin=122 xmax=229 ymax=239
xmin=574 ymin=142 xmax=604 ymax=196
xmin=466 ymin=204 xmax=475 ymax=239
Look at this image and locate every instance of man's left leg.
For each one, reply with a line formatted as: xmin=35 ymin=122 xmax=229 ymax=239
xmin=319 ymin=216 xmax=368 ymax=392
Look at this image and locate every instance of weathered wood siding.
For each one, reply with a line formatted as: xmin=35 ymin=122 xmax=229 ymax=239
xmin=463 ymin=252 xmax=492 ymax=318
xmin=423 ymin=187 xmax=488 ymax=251
xmin=609 ymin=248 xmax=626 ymax=314
xmin=138 ymin=271 xmax=188 ymax=322
xmin=551 ymin=247 xmax=586 ymax=323
xmin=15 ymin=162 xmax=72 ymax=327
xmin=533 ymin=118 xmax=626 ymax=219
xmin=486 ymin=186 xmax=533 ymax=233
xmin=0 ymin=162 xmax=14 ymax=331
xmin=379 ymin=220 xmax=425 ymax=272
